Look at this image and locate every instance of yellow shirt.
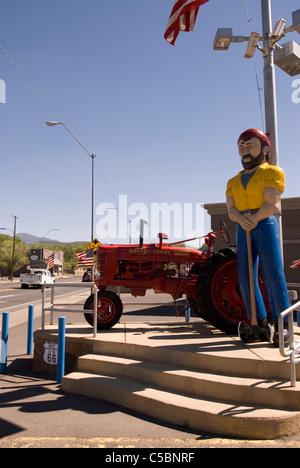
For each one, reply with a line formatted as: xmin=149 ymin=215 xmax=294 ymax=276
xmin=226 ymin=163 xmax=285 ymax=212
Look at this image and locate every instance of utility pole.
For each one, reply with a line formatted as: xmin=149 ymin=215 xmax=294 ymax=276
xmin=10 ymin=215 xmax=17 ymax=281
xmin=261 ymin=0 xmax=279 ymax=167
xmin=261 ymin=0 xmax=283 ymax=249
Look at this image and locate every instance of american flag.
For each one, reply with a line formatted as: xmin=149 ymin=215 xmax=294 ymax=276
xmin=76 ymin=248 xmax=94 ymax=267
xmin=76 ymin=249 xmax=88 ymax=260
xmin=45 ymin=253 xmax=54 ymax=268
xmin=290 ymin=259 xmax=300 ymax=269
xmin=164 ymin=0 xmax=210 ymax=46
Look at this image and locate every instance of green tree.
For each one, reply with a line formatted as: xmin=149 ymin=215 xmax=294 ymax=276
xmin=61 ymin=243 xmax=90 ymax=270
xmin=0 ymin=237 xmax=29 ymax=279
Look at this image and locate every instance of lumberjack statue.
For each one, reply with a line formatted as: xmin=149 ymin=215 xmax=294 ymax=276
xmin=226 ymin=128 xmax=290 ymax=346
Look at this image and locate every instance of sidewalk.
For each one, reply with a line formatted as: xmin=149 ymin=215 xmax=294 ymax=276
xmin=1 ymin=290 xmax=300 ymax=448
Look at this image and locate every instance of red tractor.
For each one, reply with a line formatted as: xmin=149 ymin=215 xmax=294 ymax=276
xmin=83 ymin=223 xmax=269 ymax=334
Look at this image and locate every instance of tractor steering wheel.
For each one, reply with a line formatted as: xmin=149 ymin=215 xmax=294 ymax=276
xmin=220 ymin=220 xmax=230 ymax=244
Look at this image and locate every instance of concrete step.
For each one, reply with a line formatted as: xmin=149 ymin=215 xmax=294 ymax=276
xmin=77 ymin=353 xmax=300 ymax=410
xmin=91 ymin=332 xmax=297 ymax=381
xmin=33 ymin=322 xmax=300 ymax=381
xmin=61 ymin=371 xmax=300 ymax=440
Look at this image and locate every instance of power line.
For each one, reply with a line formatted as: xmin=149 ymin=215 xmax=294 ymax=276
xmin=0 ymin=45 xmax=122 ymax=219
xmin=94 ymin=156 xmax=129 ymax=224
xmin=244 ymin=0 xmax=265 ymax=130
xmin=0 ymin=45 xmax=64 ymax=122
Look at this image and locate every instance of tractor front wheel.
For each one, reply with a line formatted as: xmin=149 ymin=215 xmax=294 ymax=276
xmin=84 ymin=290 xmax=123 ymax=330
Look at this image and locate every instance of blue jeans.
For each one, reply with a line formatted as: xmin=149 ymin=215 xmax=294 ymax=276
xmin=237 ymin=216 xmax=290 ymax=322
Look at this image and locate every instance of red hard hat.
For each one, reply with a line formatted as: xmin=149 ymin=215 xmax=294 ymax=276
xmin=238 ymin=128 xmax=272 ymax=148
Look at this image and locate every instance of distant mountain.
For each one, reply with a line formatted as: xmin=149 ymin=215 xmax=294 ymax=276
xmin=17 ymin=233 xmax=62 ymax=245
xmin=16 ymin=233 xmax=88 ymax=246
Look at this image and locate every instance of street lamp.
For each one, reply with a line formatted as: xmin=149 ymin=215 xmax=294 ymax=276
xmin=39 ymin=228 xmax=59 ymax=260
xmin=213 ymin=28 xmax=234 ymax=50
xmin=290 ymin=9 xmax=300 ymax=34
xmin=213 ymin=5 xmax=300 ymax=168
xmin=45 ymin=121 xmax=96 ymax=244
xmin=274 ymin=40 xmax=300 ymax=77
xmin=40 ymin=228 xmax=59 ymax=243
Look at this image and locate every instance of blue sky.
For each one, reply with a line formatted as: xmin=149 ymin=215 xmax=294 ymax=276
xmin=0 ymin=0 xmax=299 ymax=244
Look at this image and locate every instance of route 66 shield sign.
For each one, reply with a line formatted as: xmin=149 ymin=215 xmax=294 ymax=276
xmin=43 ymin=341 xmax=58 ymax=365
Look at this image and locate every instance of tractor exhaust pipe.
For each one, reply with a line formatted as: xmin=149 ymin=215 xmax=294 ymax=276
xmin=139 ymin=219 xmax=148 ymax=248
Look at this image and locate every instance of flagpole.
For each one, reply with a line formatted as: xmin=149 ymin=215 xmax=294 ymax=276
xmin=91 ymin=152 xmax=95 ymax=242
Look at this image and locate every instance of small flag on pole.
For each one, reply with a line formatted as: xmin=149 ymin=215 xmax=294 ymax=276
xmin=164 ymin=0 xmax=210 ymax=46
xmin=76 ymin=250 xmax=89 ymax=260
xmin=45 ymin=253 xmax=54 ymax=268
xmin=76 ymin=248 xmax=94 ymax=267
xmin=290 ymin=259 xmax=300 ymax=269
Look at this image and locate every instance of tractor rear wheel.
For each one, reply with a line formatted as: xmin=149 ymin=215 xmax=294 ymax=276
xmin=84 ymin=290 xmax=123 ymax=330
xmin=197 ymin=249 xmax=246 ymax=334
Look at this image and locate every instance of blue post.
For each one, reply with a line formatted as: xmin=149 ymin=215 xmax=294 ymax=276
xmin=297 ymin=310 xmax=300 ymax=327
xmin=27 ymin=305 xmax=34 ymax=355
xmin=1 ymin=312 xmax=9 ymax=373
xmin=57 ymin=316 xmax=66 ymax=384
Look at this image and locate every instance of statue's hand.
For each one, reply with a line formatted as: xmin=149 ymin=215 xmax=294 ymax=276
xmin=239 ymin=215 xmax=257 ymax=232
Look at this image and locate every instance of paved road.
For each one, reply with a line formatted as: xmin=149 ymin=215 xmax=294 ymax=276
xmin=1 ymin=282 xmax=300 ymax=449
xmin=0 ymin=275 xmax=85 ymax=315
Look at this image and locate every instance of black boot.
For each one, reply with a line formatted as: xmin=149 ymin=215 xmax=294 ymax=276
xmin=258 ymin=318 xmax=269 ymax=330
xmin=273 ymin=322 xmax=289 ymax=348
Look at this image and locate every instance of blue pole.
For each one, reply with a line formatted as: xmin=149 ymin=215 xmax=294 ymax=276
xmin=1 ymin=312 xmax=9 ymax=373
xmin=27 ymin=305 xmax=34 ymax=355
xmin=57 ymin=316 xmax=66 ymax=384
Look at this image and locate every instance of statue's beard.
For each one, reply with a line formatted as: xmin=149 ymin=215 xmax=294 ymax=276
xmin=242 ymin=152 xmax=265 ymax=170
